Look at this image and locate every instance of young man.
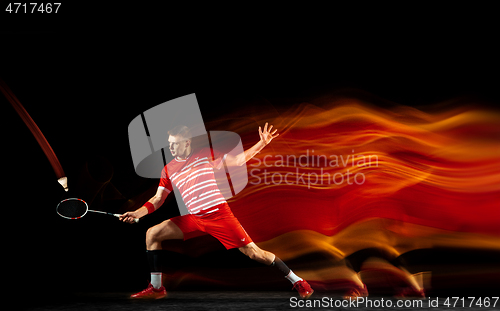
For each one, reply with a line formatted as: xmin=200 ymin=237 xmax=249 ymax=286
xmin=120 ymin=123 xmax=313 ymax=299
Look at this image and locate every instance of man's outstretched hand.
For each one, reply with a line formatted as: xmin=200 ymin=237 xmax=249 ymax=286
xmin=259 ymin=122 xmax=279 ymax=145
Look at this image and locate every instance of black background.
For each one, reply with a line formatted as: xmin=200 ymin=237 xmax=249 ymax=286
xmin=2 ymin=2 xmax=499 ymax=302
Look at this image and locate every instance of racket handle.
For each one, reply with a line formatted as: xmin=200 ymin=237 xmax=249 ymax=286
xmin=113 ymin=214 xmax=140 ymax=223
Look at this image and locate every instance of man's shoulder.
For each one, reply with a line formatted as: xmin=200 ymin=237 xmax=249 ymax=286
xmin=194 ymin=147 xmax=215 ymax=158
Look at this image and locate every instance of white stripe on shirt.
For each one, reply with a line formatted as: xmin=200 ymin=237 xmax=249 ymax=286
xmin=199 ymin=189 xmax=220 ymax=197
xmin=187 ymin=192 xmax=223 ymax=208
xmin=176 ymin=171 xmax=214 ymax=189
xmin=181 ymin=179 xmax=216 ymax=197
xmin=170 ymin=158 xmax=208 ymax=183
xmin=180 ymin=157 xmax=208 ymax=172
xmin=171 ymin=166 xmax=192 ymax=183
xmin=194 ymin=160 xmax=210 ymax=167
xmin=189 ymin=197 xmax=226 ymax=213
xmin=182 ymin=182 xmax=218 ymax=200
xmin=176 ymin=167 xmax=213 ymax=185
xmin=196 ymin=208 xmax=220 ymax=216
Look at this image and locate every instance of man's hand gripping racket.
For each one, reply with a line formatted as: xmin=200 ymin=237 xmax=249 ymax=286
xmin=57 ymin=198 xmax=139 ymax=223
xmin=119 ymin=211 xmax=142 ymax=224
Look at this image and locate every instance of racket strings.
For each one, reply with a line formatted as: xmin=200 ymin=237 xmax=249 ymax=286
xmin=57 ymin=199 xmax=87 ymax=218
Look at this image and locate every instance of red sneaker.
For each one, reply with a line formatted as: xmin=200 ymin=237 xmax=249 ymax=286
xmin=130 ymin=283 xmax=167 ymax=299
xmin=293 ymin=280 xmax=314 ymax=299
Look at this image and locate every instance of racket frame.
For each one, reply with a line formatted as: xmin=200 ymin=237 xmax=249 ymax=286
xmin=56 ymin=198 xmax=89 ymax=220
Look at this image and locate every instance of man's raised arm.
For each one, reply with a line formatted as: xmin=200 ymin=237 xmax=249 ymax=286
xmin=225 ymin=123 xmax=279 ymax=167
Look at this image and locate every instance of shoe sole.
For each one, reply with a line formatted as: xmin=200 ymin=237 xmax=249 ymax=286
xmin=130 ymin=293 xmax=167 ymax=299
xmin=300 ymin=290 xmax=314 ymax=299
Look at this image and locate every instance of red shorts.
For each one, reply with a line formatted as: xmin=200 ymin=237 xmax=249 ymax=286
xmin=170 ymin=202 xmax=253 ymax=249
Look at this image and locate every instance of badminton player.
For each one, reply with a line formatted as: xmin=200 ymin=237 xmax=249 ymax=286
xmin=120 ymin=124 xmax=314 ymax=299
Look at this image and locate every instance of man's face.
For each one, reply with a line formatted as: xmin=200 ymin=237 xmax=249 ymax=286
xmin=168 ymin=135 xmax=190 ymax=158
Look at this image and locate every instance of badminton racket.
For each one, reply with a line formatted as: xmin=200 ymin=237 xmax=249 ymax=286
xmin=56 ymin=198 xmax=139 ymax=223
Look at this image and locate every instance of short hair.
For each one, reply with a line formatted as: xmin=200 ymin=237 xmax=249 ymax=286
xmin=168 ymin=125 xmax=192 ymax=141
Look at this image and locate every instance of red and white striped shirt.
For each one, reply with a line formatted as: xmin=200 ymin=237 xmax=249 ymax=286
xmin=158 ymin=147 xmax=227 ymax=216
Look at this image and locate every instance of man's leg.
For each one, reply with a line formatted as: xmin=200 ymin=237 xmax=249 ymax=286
xmin=239 ymin=242 xmax=301 ymax=282
xmin=239 ymin=242 xmax=314 ymax=298
xmin=146 ymin=219 xmax=184 ymax=288
xmin=131 ymin=219 xmax=184 ymax=299
xmin=146 ymin=219 xmax=185 ymax=250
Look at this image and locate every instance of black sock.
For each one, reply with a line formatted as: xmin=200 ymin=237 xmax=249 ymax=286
xmin=271 ymin=257 xmax=291 ymax=276
xmin=147 ymin=250 xmax=163 ymax=273
xmin=271 ymin=257 xmax=303 ymax=284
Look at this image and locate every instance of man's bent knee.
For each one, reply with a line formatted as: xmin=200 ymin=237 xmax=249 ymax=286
xmin=146 ymin=220 xmax=183 ymax=249
xmin=146 ymin=226 xmax=162 ymax=249
xmin=146 ymin=226 xmax=160 ymax=241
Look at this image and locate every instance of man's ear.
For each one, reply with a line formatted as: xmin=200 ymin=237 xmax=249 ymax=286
xmin=185 ymin=139 xmax=191 ymax=148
